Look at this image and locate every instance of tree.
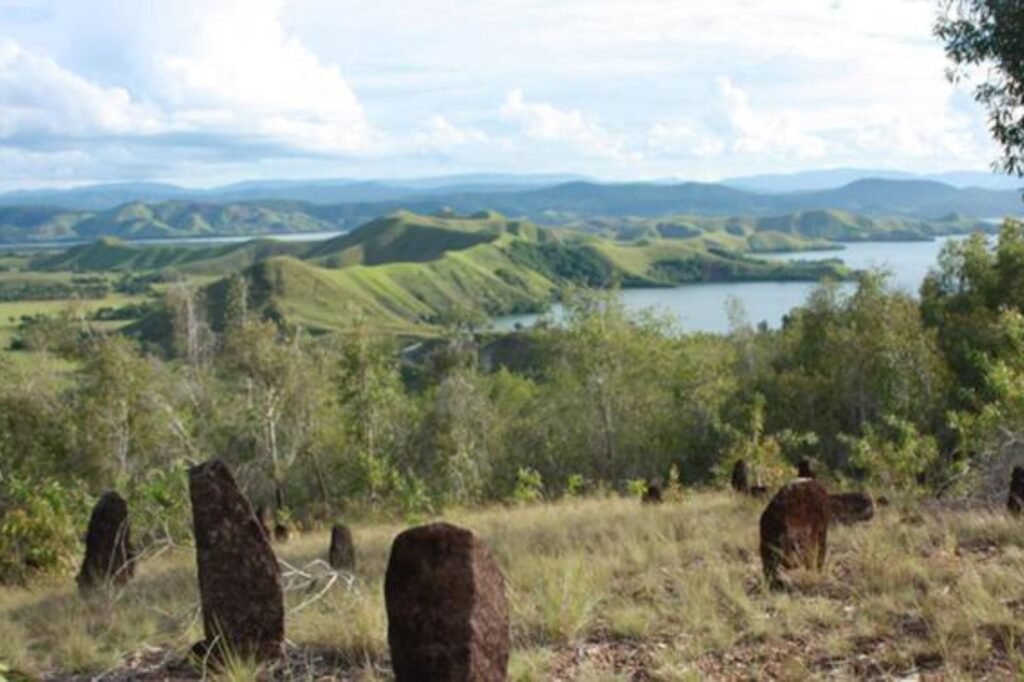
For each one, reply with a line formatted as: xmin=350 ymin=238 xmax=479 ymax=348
xmin=74 ymin=336 xmax=177 ymax=486
xmin=221 ymin=320 xmax=328 ymax=513
xmin=332 ymin=315 xmax=412 ymax=506
xmin=165 ymin=280 xmax=212 ymax=364
xmin=758 ymin=273 xmax=950 ymax=470
xmin=921 ymin=219 xmax=1024 ymax=404
xmin=936 ymin=1 xmax=1024 ymax=174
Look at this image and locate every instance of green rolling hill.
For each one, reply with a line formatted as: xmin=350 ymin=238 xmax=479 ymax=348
xmin=569 ymin=209 xmax=992 ymax=245
xmin=33 ymin=237 xmax=309 ymax=274
xmin=117 ymin=210 xmax=850 ymax=338
xmin=0 ymin=178 xmax=1016 ymax=245
xmin=17 ymin=209 xmax=867 ymax=341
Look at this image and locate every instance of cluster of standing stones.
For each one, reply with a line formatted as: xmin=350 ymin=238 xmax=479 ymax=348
xmin=70 ymin=455 xmax=1024 ymax=678
xmin=75 ymin=459 xmax=509 ymax=679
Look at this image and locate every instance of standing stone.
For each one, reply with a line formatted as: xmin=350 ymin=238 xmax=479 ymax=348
xmin=77 ymin=491 xmax=134 ymax=592
xmin=796 ymin=458 xmax=816 ymax=479
xmin=760 ymin=479 xmax=830 ymax=589
xmin=385 ymin=522 xmax=509 ymax=682
xmin=829 ymin=492 xmax=875 ymax=524
xmin=189 ymin=459 xmax=284 ymax=661
xmin=641 ymin=481 xmax=663 ymax=504
xmin=328 ymin=524 xmax=356 ymax=571
xmin=1009 ymin=466 xmax=1024 ymax=515
xmin=731 ymin=460 xmax=750 ymax=493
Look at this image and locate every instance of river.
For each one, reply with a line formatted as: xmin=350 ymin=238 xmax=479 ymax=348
xmin=488 ymin=238 xmax=963 ymax=335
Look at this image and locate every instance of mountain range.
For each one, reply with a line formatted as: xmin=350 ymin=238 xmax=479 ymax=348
xmin=1 ymin=169 xmax=1020 ymax=212
xmin=722 ymin=168 xmax=1024 ymax=193
xmin=0 ymin=177 xmax=1021 ymax=244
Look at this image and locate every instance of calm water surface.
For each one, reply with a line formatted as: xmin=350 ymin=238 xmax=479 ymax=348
xmin=490 ymin=238 xmax=961 ymax=335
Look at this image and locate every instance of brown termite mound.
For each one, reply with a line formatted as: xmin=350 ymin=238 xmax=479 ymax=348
xmin=760 ymin=478 xmax=830 ymax=589
xmin=384 ymin=522 xmax=510 ymax=681
xmin=76 ymin=491 xmax=135 ymax=593
xmin=188 ymin=459 xmax=284 ymax=662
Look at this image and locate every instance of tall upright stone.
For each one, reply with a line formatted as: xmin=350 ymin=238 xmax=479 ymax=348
xmin=760 ymin=479 xmax=830 ymax=589
xmin=731 ymin=459 xmax=750 ymax=493
xmin=189 ymin=460 xmax=284 ymax=661
xmin=385 ymin=522 xmax=509 ymax=682
xmin=328 ymin=524 xmax=356 ymax=571
xmin=1009 ymin=466 xmax=1024 ymax=515
xmin=796 ymin=458 xmax=816 ymax=479
xmin=77 ymin=491 xmax=134 ymax=592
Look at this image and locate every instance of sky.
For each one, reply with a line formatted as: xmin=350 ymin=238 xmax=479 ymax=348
xmin=0 ymin=0 xmax=1004 ymax=190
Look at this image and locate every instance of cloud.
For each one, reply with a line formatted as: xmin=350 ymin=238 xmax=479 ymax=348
xmin=0 ymin=0 xmax=1004 ymax=186
xmin=0 ymin=0 xmax=373 ymax=180
xmin=716 ymin=77 xmax=827 ymax=160
xmin=421 ymin=115 xmax=490 ymax=147
xmin=0 ymin=39 xmax=158 ymax=142
xmin=646 ymin=121 xmax=725 ymax=159
xmin=500 ymin=89 xmax=636 ymax=160
xmin=156 ymin=0 xmax=371 ymax=154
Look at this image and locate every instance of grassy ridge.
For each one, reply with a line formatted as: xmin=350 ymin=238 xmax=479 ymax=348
xmin=185 ymin=212 xmax=849 ymax=335
xmin=3 ymin=493 xmax=1023 ymax=679
xmin=572 ymin=209 xmax=992 ymax=245
xmin=305 ymin=210 xmax=539 ymax=267
xmin=15 ymin=210 xmax=852 ymax=338
xmin=32 ymin=237 xmax=309 ymax=274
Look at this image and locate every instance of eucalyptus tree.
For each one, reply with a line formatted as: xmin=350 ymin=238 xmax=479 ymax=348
xmin=936 ymin=0 xmax=1024 ymax=175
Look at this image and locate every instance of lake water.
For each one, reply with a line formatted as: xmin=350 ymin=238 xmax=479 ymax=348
xmin=489 ymin=238 xmax=961 ymax=335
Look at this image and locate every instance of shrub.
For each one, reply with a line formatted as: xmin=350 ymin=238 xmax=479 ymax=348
xmin=0 ymin=476 xmax=89 ymax=584
xmin=513 ymin=467 xmax=544 ymax=505
xmin=845 ymin=415 xmax=940 ymax=492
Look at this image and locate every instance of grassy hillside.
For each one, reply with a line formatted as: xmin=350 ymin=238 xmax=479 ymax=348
xmin=20 ymin=210 xmax=848 ymax=339
xmin=571 ymin=209 xmax=993 ymax=246
xmin=176 ymin=211 xmax=849 ymax=336
xmin=0 ymin=178 xmax=1018 ymax=244
xmin=33 ymin=237 xmax=309 ymax=274
xmin=305 ymin=210 xmax=540 ymax=267
xmin=3 ymin=493 xmax=1024 ymax=679
xmin=0 ymin=201 xmax=347 ymax=243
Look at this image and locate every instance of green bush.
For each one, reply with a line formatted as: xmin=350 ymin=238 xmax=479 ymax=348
xmin=0 ymin=476 xmax=89 ymax=584
xmin=513 ymin=467 xmax=544 ymax=505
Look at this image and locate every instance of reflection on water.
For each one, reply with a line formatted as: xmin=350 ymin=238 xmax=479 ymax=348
xmin=490 ymin=238 xmax=963 ymax=335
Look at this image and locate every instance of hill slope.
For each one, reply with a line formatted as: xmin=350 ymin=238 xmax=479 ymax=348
xmin=33 ymin=237 xmax=310 ymax=274
xmin=167 ymin=211 xmax=851 ymax=337
xmin=0 ymin=178 xmax=1020 ymax=244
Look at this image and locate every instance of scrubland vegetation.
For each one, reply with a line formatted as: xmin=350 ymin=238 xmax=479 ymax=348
xmin=3 ymin=218 xmax=1024 ymax=678
xmin=5 ymin=494 xmax=1024 ymax=679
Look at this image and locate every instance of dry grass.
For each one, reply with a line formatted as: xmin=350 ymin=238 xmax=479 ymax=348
xmin=3 ymin=491 xmax=1024 ymax=679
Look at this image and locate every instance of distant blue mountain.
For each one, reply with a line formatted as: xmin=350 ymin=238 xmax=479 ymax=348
xmin=3 ymin=177 xmax=1022 ymax=244
xmin=0 ymin=174 xmax=593 ymax=210
xmin=724 ymin=168 xmax=1023 ymax=193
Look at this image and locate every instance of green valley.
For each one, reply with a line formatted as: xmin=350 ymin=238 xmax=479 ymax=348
xmin=46 ymin=209 xmax=848 ymax=338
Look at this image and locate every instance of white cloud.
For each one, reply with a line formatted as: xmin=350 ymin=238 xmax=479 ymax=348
xmin=646 ymin=121 xmax=725 ymax=158
xmin=716 ymin=77 xmax=827 ymax=160
xmin=0 ymin=0 xmax=373 ymax=161
xmin=500 ymin=89 xmax=636 ymax=160
xmin=0 ymin=0 xmax=1005 ymax=186
xmin=0 ymin=39 xmax=158 ymax=140
xmin=422 ymin=115 xmax=490 ymax=147
xmin=157 ymin=0 xmax=371 ymax=154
